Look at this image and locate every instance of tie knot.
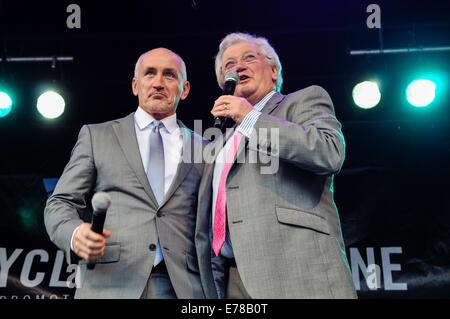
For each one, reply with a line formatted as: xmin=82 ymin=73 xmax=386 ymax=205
xmin=151 ymin=120 xmax=163 ymax=133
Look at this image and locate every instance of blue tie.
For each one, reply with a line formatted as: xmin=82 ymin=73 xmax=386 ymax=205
xmin=147 ymin=120 xmax=164 ymax=266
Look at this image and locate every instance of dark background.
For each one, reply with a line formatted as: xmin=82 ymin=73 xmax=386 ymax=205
xmin=0 ymin=0 xmax=448 ymax=177
xmin=0 ymin=0 xmax=449 ymax=298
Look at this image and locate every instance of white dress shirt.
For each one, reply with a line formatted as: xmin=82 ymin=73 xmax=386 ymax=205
xmin=71 ymin=107 xmax=183 ymax=266
xmin=134 ymin=106 xmax=183 ymax=196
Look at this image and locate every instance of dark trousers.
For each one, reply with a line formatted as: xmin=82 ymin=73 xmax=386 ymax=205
xmin=226 ymin=258 xmax=251 ymax=299
xmin=140 ymin=260 xmax=177 ymax=299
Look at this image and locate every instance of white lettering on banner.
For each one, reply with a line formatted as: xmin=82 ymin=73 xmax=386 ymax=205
xmin=349 ymin=246 xmax=407 ymax=291
xmin=381 ymin=247 xmax=408 ymax=290
xmin=0 ymin=248 xmax=23 ymax=287
xmin=50 ymin=250 xmax=70 ymax=287
xmin=350 ymin=247 xmax=376 ymax=290
xmin=0 ymin=247 xmax=79 ymax=288
xmin=20 ymin=249 xmax=48 ymax=287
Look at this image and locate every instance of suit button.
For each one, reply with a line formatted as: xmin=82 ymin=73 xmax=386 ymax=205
xmin=149 ymin=244 xmax=156 ymax=251
xmin=156 ymin=211 xmax=163 ymax=217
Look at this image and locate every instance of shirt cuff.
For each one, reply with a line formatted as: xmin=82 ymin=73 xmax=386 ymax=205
xmin=237 ymin=110 xmax=262 ymax=138
xmin=70 ymin=225 xmax=81 ymax=251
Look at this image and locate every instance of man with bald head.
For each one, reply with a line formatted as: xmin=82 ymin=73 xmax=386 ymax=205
xmin=45 ymin=48 xmax=206 ymax=298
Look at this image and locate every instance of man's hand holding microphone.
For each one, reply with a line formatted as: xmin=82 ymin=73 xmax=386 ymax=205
xmin=72 ymin=192 xmax=112 ymax=269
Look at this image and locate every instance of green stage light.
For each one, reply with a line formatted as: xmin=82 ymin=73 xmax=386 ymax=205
xmin=406 ymin=79 xmax=436 ymax=107
xmin=0 ymin=91 xmax=13 ymax=118
xmin=352 ymin=81 xmax=381 ymax=109
xmin=37 ymin=91 xmax=65 ymax=119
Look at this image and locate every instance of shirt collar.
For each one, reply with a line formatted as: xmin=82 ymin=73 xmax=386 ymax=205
xmin=253 ymin=90 xmax=277 ymax=111
xmin=135 ymin=106 xmax=178 ymax=133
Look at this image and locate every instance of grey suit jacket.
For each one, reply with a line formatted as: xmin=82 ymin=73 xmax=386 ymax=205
xmin=44 ymin=112 xmax=207 ymax=299
xmin=196 ymin=86 xmax=357 ymax=299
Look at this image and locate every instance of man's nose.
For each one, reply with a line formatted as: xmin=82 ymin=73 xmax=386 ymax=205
xmin=152 ymin=74 xmax=165 ymax=89
xmin=235 ymin=62 xmax=247 ymax=73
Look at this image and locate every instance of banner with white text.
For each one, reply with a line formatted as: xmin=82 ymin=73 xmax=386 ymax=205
xmin=0 ymin=169 xmax=449 ymax=299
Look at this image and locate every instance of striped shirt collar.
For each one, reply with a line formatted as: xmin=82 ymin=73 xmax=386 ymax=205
xmin=253 ymin=90 xmax=276 ymax=111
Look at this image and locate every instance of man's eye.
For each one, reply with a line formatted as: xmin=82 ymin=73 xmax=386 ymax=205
xmin=244 ymin=54 xmax=256 ymax=62
xmin=224 ymin=61 xmax=235 ymax=70
xmin=146 ymin=70 xmax=155 ymax=76
xmin=165 ymin=72 xmax=175 ymax=78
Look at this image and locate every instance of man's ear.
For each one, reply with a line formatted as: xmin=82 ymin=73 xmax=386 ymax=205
xmin=180 ymin=81 xmax=190 ymax=100
xmin=132 ymin=77 xmax=138 ymax=96
xmin=271 ymin=66 xmax=278 ymax=85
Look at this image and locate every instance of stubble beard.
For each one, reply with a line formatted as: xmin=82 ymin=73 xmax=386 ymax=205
xmin=143 ymin=97 xmax=177 ymax=118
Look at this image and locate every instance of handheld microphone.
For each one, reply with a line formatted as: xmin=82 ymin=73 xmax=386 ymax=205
xmin=214 ymin=71 xmax=240 ymax=130
xmin=87 ymin=192 xmax=111 ymax=270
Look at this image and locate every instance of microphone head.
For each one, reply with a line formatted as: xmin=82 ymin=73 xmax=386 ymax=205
xmin=224 ymin=71 xmax=240 ymax=84
xmin=92 ymin=192 xmax=111 ymax=212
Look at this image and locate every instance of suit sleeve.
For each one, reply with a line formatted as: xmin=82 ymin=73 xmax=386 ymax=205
xmin=250 ymin=85 xmax=345 ymax=175
xmin=44 ymin=125 xmax=97 ymax=264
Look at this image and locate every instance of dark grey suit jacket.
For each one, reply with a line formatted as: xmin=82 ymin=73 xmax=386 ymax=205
xmin=45 ymin=112 xmax=207 ymax=299
xmin=196 ymin=86 xmax=357 ymax=298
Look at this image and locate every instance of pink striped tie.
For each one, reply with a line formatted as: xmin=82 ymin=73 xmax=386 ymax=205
xmin=212 ymin=132 xmax=244 ymax=256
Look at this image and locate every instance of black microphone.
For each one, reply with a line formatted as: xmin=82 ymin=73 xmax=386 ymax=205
xmin=87 ymin=192 xmax=111 ymax=270
xmin=214 ymin=71 xmax=240 ymax=130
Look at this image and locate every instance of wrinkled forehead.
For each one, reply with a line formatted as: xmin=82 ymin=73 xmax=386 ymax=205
xmin=222 ymin=42 xmax=261 ymax=63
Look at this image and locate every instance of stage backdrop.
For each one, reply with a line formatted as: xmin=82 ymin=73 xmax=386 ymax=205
xmin=1 ymin=166 xmax=449 ymax=299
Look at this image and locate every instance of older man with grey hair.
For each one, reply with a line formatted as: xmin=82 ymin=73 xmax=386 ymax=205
xmin=195 ymin=32 xmax=357 ymax=299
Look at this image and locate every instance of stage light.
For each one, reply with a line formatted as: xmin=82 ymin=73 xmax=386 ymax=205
xmin=406 ymin=79 xmax=436 ymax=107
xmin=352 ymin=81 xmax=381 ymax=109
xmin=0 ymin=91 xmax=13 ymax=118
xmin=36 ymin=91 xmax=65 ymax=119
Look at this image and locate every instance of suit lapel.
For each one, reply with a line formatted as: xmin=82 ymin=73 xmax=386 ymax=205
xmin=234 ymin=92 xmax=285 ymax=167
xmin=261 ymin=91 xmax=284 ymax=115
xmin=112 ymin=113 xmax=159 ymax=208
xmin=204 ymin=92 xmax=286 ymax=190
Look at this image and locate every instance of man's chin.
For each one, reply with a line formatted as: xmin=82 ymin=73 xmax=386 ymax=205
xmin=141 ymin=103 xmax=176 ymax=119
xmin=236 ymin=86 xmax=253 ymax=99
